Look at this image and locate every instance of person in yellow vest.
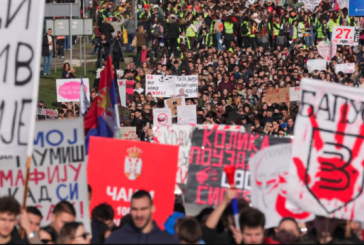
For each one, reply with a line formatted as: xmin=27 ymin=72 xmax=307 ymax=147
xmin=290 ymin=20 xmax=298 ymax=42
xmin=329 ymin=13 xmax=341 ymax=41
xmin=316 ymin=18 xmax=327 ymax=43
xmin=240 ymin=16 xmax=251 ymax=48
xmin=186 ymin=21 xmax=198 ymax=50
xmin=269 ymin=17 xmax=281 ymax=48
xmin=223 ymin=16 xmax=235 ymax=50
xmin=250 ymin=20 xmax=259 ymax=50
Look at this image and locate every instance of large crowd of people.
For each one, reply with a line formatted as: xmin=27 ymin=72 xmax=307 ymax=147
xmin=24 ymin=0 xmax=364 ymax=244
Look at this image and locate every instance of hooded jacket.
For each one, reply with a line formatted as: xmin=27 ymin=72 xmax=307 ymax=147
xmin=105 ymin=221 xmax=179 ymax=244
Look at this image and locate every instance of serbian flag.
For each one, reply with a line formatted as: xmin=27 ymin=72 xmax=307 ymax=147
xmin=84 ymin=56 xmax=120 ymax=154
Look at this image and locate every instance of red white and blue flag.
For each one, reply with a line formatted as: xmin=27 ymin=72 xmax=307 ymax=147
xmin=84 ymin=56 xmax=119 ymax=154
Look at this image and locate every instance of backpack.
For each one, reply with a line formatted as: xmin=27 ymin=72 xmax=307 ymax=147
xmin=241 ymin=23 xmax=249 ymax=35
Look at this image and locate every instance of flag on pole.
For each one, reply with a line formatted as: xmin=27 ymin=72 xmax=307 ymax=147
xmin=84 ymin=56 xmax=120 ymax=154
xmin=80 ymin=76 xmax=90 ymax=116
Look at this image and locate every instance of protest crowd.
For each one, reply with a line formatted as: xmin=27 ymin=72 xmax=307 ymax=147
xmin=2 ymin=0 xmax=364 ymax=244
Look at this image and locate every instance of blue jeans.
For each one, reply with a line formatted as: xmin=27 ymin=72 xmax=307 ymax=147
xmin=64 ymin=36 xmax=70 ymax=50
xmin=43 ymin=50 xmax=52 ymax=74
xmin=126 ymin=33 xmax=135 ymax=52
xmin=216 ymin=32 xmax=223 ymax=50
xmin=304 ymin=36 xmax=311 ymax=47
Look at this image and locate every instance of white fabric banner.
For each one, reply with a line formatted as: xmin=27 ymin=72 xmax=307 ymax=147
xmin=335 ymin=63 xmax=356 ymax=74
xmin=0 ymin=0 xmax=45 ymax=156
xmin=0 ymin=119 xmax=90 ymax=232
xmin=250 ymin=144 xmax=314 ymax=229
xmin=307 ymin=59 xmax=327 ymax=73
xmin=299 ymin=0 xmax=321 ymax=12
xmin=177 ymin=105 xmax=197 ymax=125
xmin=287 ymin=78 xmax=364 ymax=221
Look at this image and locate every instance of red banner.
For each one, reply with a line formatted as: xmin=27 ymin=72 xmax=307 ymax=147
xmin=87 ymin=137 xmax=179 ymax=229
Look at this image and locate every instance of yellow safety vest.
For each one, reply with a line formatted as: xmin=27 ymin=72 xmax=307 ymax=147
xmin=224 ymin=22 xmax=234 ymax=34
xmin=329 ymin=18 xmax=340 ymax=32
xmin=186 ymin=25 xmax=196 ymax=37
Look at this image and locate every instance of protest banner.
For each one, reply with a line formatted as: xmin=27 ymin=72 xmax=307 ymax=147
xmin=265 ymin=88 xmax=290 ymax=104
xmin=153 ymin=125 xmax=246 ymax=185
xmin=185 ymin=129 xmax=290 ymax=205
xmin=349 ymin=0 xmax=364 ymax=16
xmin=307 ymin=59 xmax=327 ymax=73
xmin=153 ymin=109 xmax=173 ymax=126
xmin=335 ymin=63 xmax=356 ymax=74
xmin=56 ymin=79 xmax=91 ymax=102
xmin=250 ymin=144 xmax=314 ymax=229
xmin=287 ymin=78 xmax=364 ymax=221
xmin=332 ymin=26 xmax=360 ymax=46
xmin=175 ymin=76 xmax=198 ymax=98
xmin=0 ymin=119 xmax=90 ymax=232
xmin=146 ymin=75 xmax=176 ymax=97
xmin=299 ymin=0 xmax=320 ymax=11
xmin=117 ymin=80 xmax=134 ymax=106
xmin=116 ymin=127 xmax=138 ymax=141
xmin=318 ymin=41 xmax=337 ymax=61
xmin=0 ymin=0 xmax=45 ymax=156
xmin=338 ymin=0 xmax=349 ymax=9
xmin=290 ymin=87 xmax=301 ymax=102
xmin=87 ymin=138 xmax=178 ymax=228
xmin=36 ymin=108 xmax=58 ymax=117
xmin=165 ymin=98 xmax=185 ymax=117
xmin=177 ymin=105 xmax=197 ymax=125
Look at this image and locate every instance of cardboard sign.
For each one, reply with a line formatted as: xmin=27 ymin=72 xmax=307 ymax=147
xmin=153 ymin=108 xmax=172 ymax=126
xmin=56 ymin=79 xmax=90 ymax=102
xmin=146 ymin=75 xmax=176 ymax=97
xmin=299 ymin=0 xmax=320 ymax=11
xmin=177 ymin=105 xmax=197 ymax=125
xmin=0 ymin=119 xmax=90 ymax=232
xmin=287 ymin=78 xmax=364 ymax=221
xmin=116 ymin=127 xmax=138 ymax=141
xmin=0 ymin=0 xmax=45 ymax=156
xmin=175 ymin=76 xmax=198 ymax=98
xmin=250 ymin=144 xmax=314 ymax=229
xmin=185 ymin=129 xmax=290 ymax=205
xmin=87 ymin=138 xmax=178 ymax=228
xmin=318 ymin=41 xmax=337 ymax=61
xmin=335 ymin=63 xmax=356 ymax=74
xmin=165 ymin=98 xmax=185 ymax=117
xmin=307 ymin=59 xmax=327 ymax=73
xmin=153 ymin=125 xmax=246 ymax=185
xmin=117 ymin=80 xmax=134 ymax=106
xmin=290 ymin=87 xmax=301 ymax=102
xmin=36 ymin=108 xmax=58 ymax=117
xmin=332 ymin=26 xmax=360 ymax=46
xmin=265 ymin=88 xmax=290 ymax=104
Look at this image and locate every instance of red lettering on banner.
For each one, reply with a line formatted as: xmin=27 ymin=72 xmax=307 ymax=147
xmin=69 ymin=163 xmax=82 ymax=181
xmin=212 ymin=149 xmax=224 ymax=167
xmin=201 ymin=148 xmax=212 ymax=166
xmin=0 ymin=170 xmax=13 ymax=187
xmin=235 ymin=151 xmax=246 ymax=169
xmin=207 ymin=186 xmax=220 ymax=206
xmin=225 ymin=150 xmax=235 ymax=166
xmin=48 ymin=166 xmax=59 ymax=184
xmin=335 ymin=104 xmax=349 ymax=148
xmin=260 ymin=135 xmax=270 ymax=150
xmin=15 ymin=170 xmax=25 ymax=186
xmin=46 ymin=204 xmax=55 ymax=221
xmin=190 ymin=146 xmax=201 ymax=165
xmin=202 ymin=130 xmax=214 ymax=147
xmin=60 ymin=165 xmax=68 ymax=182
xmin=196 ymin=185 xmax=208 ymax=204
xmin=237 ymin=133 xmax=249 ymax=151
xmin=214 ymin=131 xmax=226 ymax=148
xmin=226 ymin=132 xmax=238 ymax=149
xmin=248 ymin=134 xmax=260 ymax=152
xmin=29 ymin=169 xmax=45 ymax=185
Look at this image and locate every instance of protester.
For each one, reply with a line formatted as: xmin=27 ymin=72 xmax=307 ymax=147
xmin=57 ymin=222 xmax=90 ymax=244
xmin=0 ymin=197 xmax=23 ymax=244
xmin=42 ymin=28 xmax=53 ymax=76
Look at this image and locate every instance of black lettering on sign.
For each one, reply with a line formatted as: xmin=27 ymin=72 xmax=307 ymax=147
xmin=4 ymin=0 xmax=32 ymax=29
xmin=0 ymin=45 xmax=9 ymax=83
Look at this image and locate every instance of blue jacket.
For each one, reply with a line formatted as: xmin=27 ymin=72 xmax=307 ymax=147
xmin=105 ymin=221 xmax=180 ymax=244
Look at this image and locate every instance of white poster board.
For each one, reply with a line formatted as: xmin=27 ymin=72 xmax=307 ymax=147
xmin=146 ymin=75 xmax=176 ymax=97
xmin=56 ymin=79 xmax=91 ymax=102
xmin=307 ymin=59 xmax=327 ymax=73
xmin=175 ymin=76 xmax=198 ymax=98
xmin=177 ymin=105 xmax=197 ymax=125
xmin=0 ymin=0 xmax=45 ymax=156
xmin=335 ymin=63 xmax=356 ymax=74
xmin=153 ymin=108 xmax=173 ymax=126
xmin=287 ymin=78 xmax=364 ymax=221
xmin=0 ymin=119 xmax=90 ymax=232
xmin=290 ymin=87 xmax=301 ymax=102
xmin=332 ymin=26 xmax=360 ymax=46
xmin=250 ymin=144 xmax=314 ymax=229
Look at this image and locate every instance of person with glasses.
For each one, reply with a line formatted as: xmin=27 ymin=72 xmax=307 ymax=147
xmin=57 ymin=222 xmax=90 ymax=244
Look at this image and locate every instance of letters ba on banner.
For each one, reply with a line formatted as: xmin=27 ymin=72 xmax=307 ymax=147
xmin=87 ymin=138 xmax=178 ymax=228
xmin=287 ymin=78 xmax=364 ymax=221
xmin=185 ymin=129 xmax=290 ymax=206
xmin=250 ymin=144 xmax=314 ymax=229
xmin=0 ymin=118 xmax=90 ymax=232
xmin=0 ymin=0 xmax=45 ymax=155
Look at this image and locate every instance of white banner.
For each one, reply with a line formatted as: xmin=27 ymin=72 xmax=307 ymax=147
xmin=175 ymin=76 xmax=198 ymax=98
xmin=287 ymin=78 xmax=364 ymax=221
xmin=337 ymin=0 xmax=349 ymax=9
xmin=36 ymin=108 xmax=58 ymax=117
xmin=177 ymin=105 xmax=197 ymax=125
xmin=250 ymin=144 xmax=314 ymax=229
xmin=146 ymin=75 xmax=199 ymax=98
xmin=307 ymin=59 xmax=327 ymax=73
xmin=153 ymin=108 xmax=173 ymax=126
xmin=335 ymin=63 xmax=356 ymax=74
xmin=290 ymin=87 xmax=301 ymax=102
xmin=0 ymin=119 xmax=90 ymax=232
xmin=332 ymin=26 xmax=360 ymax=46
xmin=299 ymin=0 xmax=321 ymax=12
xmin=0 ymin=0 xmax=45 ymax=156
xmin=56 ymin=79 xmax=90 ymax=102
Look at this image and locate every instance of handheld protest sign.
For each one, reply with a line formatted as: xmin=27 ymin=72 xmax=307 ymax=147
xmin=318 ymin=41 xmax=337 ymax=61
